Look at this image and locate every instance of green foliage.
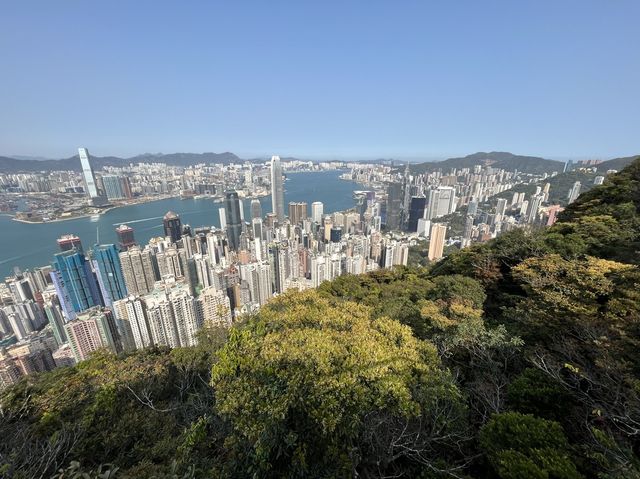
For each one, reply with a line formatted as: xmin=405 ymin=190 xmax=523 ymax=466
xmin=480 ymin=412 xmax=582 ymax=479
xmin=211 ymin=290 xmax=466 ymax=477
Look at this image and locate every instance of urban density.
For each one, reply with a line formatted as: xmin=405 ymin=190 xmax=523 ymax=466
xmin=0 ymin=148 xmax=620 ymax=388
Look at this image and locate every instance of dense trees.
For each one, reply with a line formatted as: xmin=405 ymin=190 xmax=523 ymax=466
xmin=0 ymin=158 xmax=639 ymax=478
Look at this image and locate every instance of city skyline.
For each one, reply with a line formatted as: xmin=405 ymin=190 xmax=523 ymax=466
xmin=1 ymin=2 xmax=639 ymax=159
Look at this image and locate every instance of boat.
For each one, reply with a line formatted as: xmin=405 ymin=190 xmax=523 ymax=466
xmin=90 ymin=214 xmax=100 ymax=222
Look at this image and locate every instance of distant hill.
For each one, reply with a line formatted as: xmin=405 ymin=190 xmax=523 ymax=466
xmin=409 ymin=151 xmax=565 ymax=175
xmin=596 ymin=155 xmax=639 ymax=172
xmin=0 ymin=152 xmax=243 ymax=173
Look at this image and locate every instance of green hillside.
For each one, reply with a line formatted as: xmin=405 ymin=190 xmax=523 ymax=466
xmin=2 ymin=159 xmax=639 ymax=478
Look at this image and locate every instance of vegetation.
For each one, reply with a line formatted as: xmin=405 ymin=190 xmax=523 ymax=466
xmin=1 ymin=158 xmax=639 ymax=478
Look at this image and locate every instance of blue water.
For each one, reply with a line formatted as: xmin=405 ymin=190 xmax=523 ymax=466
xmin=1 ymin=170 xmax=359 ymax=274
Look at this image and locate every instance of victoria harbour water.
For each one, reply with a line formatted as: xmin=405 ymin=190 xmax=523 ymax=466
xmin=1 ymin=170 xmax=361 ymax=275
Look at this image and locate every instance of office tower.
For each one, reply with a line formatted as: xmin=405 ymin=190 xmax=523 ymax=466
xmin=113 ymin=295 xmax=153 ymax=350
xmin=91 ymin=244 xmax=127 ymax=305
xmin=119 ymin=246 xmax=157 ymax=295
xmin=78 ymin=147 xmax=99 ymax=199
xmin=426 ymin=187 xmax=456 ymax=220
xmin=427 ymin=224 xmax=447 ymax=261
xmin=407 ymin=196 xmax=427 ymax=232
xmin=251 ymin=199 xmax=262 ymax=219
xmin=65 ymin=307 xmax=122 ymax=362
xmin=270 ymin=155 xmax=285 ymax=222
xmin=288 ymin=202 xmax=308 ymax=225
xmin=385 ymin=182 xmax=403 ymax=230
xmin=495 ymin=198 xmax=508 ymax=216
xmin=57 ymin=234 xmax=83 ymax=252
xmin=567 ymin=181 xmax=581 ymax=204
xmin=252 ymin=217 xmax=264 ymax=241
xmin=102 ymin=175 xmax=125 ymax=200
xmin=52 ymin=250 xmax=103 ymax=315
xmin=196 ymin=286 xmax=232 ymax=327
xmin=224 ymin=191 xmax=243 ymax=251
xmin=219 ymin=207 xmax=227 ymax=230
xmin=311 ymin=201 xmax=324 ymax=224
xmin=115 ymin=224 xmax=136 ymax=251
xmin=400 ymin=165 xmax=412 ymax=229
xmin=163 ymin=211 xmax=182 ymax=244
xmin=330 ymin=226 xmax=342 ymax=243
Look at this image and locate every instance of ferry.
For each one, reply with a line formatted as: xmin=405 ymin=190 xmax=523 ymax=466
xmin=90 ymin=214 xmax=100 ymax=222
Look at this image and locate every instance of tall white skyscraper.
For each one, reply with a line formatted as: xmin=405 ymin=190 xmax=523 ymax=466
xmin=311 ymin=201 xmax=324 ymax=223
xmin=270 ymin=155 xmax=285 ymax=222
xmin=567 ymin=181 xmax=581 ymax=204
xmin=78 ymin=147 xmax=99 ymax=199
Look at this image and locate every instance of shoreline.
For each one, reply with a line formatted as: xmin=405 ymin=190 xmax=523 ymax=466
xmin=11 ymin=194 xmax=179 ymax=224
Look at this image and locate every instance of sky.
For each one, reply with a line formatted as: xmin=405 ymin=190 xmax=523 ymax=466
xmin=1 ymin=1 xmax=639 ymax=161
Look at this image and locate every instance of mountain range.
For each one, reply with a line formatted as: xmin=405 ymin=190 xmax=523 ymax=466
xmin=0 ymin=150 xmax=637 ymax=175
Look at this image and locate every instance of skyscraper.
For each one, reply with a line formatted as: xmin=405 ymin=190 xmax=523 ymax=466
xmin=57 ymin=234 xmax=83 ymax=253
xmin=250 ymin=199 xmax=262 ymax=219
xmin=115 ymin=224 xmax=136 ymax=251
xmin=78 ymin=147 xmax=99 ymax=199
xmin=51 ymin=250 xmax=103 ymax=315
xmin=427 ymin=224 xmax=447 ymax=261
xmin=311 ymin=201 xmax=324 ymax=224
xmin=426 ymin=187 xmax=456 ymax=220
xmin=119 ymin=246 xmax=157 ymax=295
xmin=407 ymin=196 xmax=427 ymax=232
xmin=385 ymin=182 xmax=403 ymax=231
xmin=91 ymin=244 xmax=127 ymax=305
xmin=163 ymin=211 xmax=182 ymax=244
xmin=64 ymin=307 xmax=122 ymax=362
xmin=101 ymin=175 xmax=123 ymax=200
xmin=224 ymin=191 xmax=243 ymax=251
xmin=567 ymin=181 xmax=581 ymax=204
xmin=288 ymin=202 xmax=308 ymax=225
xmin=270 ymin=155 xmax=285 ymax=222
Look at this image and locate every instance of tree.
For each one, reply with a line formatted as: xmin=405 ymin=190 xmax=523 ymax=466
xmin=211 ymin=290 xmax=468 ymax=478
xmin=479 ymin=412 xmax=582 ymax=479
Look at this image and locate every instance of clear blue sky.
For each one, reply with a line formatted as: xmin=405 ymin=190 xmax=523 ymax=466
xmin=1 ymin=1 xmax=638 ymax=160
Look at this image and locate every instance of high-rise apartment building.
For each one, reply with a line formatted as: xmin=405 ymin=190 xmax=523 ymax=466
xmin=119 ymin=246 xmax=157 ymax=295
xmin=567 ymin=181 xmax=581 ymax=204
xmin=427 ymin=223 xmax=447 ymax=261
xmin=64 ymin=307 xmax=122 ymax=362
xmin=270 ymin=155 xmax=285 ymax=222
xmin=196 ymin=286 xmax=232 ymax=327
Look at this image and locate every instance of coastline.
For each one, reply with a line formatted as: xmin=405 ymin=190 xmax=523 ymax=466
xmin=11 ymin=194 xmax=179 ymax=225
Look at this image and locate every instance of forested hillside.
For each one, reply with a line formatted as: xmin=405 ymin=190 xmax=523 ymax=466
xmin=1 ymin=159 xmax=639 ymax=478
